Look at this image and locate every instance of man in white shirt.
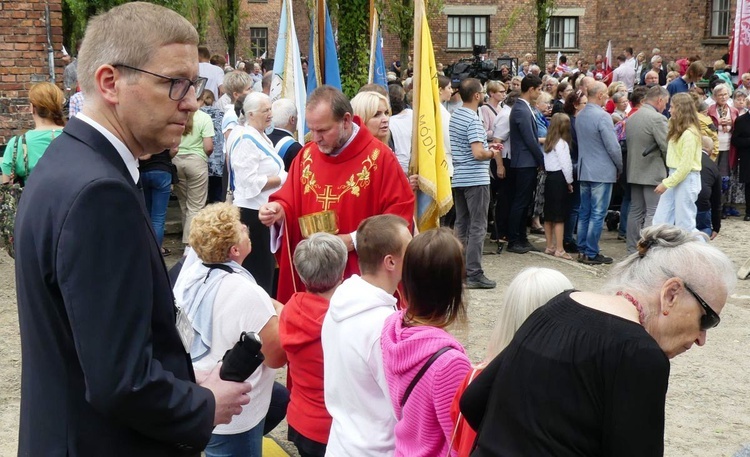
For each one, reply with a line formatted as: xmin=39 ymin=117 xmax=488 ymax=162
xmin=199 ymin=45 xmax=225 ymax=106
xmin=612 ymin=54 xmax=637 ymax=93
xmin=321 ymin=214 xmax=412 ymax=457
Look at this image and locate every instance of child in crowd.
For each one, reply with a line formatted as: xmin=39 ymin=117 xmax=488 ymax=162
xmin=542 ymin=114 xmax=575 ymax=259
xmin=696 ymin=136 xmax=722 ymax=239
xmin=449 ymin=268 xmax=573 ymax=457
xmin=653 ymin=92 xmax=702 ymax=231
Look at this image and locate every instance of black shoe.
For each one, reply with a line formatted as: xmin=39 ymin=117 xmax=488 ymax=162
xmin=563 ymin=242 xmax=579 ymax=253
xmin=744 ymin=215 xmax=750 ymax=221
xmin=466 ymin=274 xmax=497 ymax=289
xmin=580 ymin=254 xmax=613 ymax=265
xmin=522 ymin=241 xmax=540 ymax=252
xmin=496 ymin=243 xmax=504 ymax=254
xmin=507 ymin=242 xmax=531 ymax=254
xmin=617 ymin=234 xmax=626 ymax=241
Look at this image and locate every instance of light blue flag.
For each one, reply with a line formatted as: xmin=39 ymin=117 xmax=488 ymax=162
xmin=373 ymin=29 xmax=388 ymax=88
xmin=270 ymin=0 xmax=306 ymax=141
xmin=307 ymin=1 xmax=341 ymax=95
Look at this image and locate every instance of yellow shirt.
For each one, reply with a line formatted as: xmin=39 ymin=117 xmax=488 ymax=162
xmin=663 ymin=127 xmax=701 ymax=188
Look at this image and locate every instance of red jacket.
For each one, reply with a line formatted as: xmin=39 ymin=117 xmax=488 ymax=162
xmin=278 ymin=292 xmax=332 ymax=444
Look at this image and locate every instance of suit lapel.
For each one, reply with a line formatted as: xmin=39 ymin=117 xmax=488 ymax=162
xmin=63 ymin=117 xmax=161 ymax=254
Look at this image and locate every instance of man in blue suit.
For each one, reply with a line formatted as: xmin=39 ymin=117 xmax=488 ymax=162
xmin=13 ymin=4 xmax=251 ymax=456
xmin=574 ymin=81 xmax=623 ymax=265
xmin=507 ymin=75 xmax=545 ymax=254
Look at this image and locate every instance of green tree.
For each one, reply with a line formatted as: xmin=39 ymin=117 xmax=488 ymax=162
xmin=208 ymin=0 xmax=242 ymax=66
xmin=336 ymin=0 xmax=369 ymax=96
xmin=495 ymin=6 xmax=524 ymax=51
xmin=377 ymin=0 xmax=442 ymax=71
xmin=535 ymin=0 xmax=555 ymax=66
xmin=61 ymin=0 xmax=207 ymax=56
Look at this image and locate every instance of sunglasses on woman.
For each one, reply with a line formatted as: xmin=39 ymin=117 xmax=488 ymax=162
xmin=684 ymin=283 xmax=721 ymax=330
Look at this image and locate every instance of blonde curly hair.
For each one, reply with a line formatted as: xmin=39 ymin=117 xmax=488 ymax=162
xmin=189 ymin=203 xmax=244 ymax=263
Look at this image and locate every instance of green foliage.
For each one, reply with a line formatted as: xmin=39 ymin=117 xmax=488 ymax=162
xmin=535 ymin=0 xmax=555 ymax=64
xmin=337 ymin=0 xmax=369 ymax=97
xmin=208 ymin=0 xmax=242 ymax=65
xmin=377 ymin=0 xmax=442 ymax=67
xmin=61 ymin=0 xmax=211 ymax=57
xmin=495 ymin=6 xmax=525 ymax=51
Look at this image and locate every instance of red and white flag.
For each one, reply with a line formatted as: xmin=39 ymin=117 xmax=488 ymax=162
xmin=605 ymin=40 xmax=613 ymax=72
xmin=732 ymin=0 xmax=750 ymax=73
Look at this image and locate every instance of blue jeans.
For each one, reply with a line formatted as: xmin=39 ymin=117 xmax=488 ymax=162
xmin=653 ymin=170 xmax=701 ymax=232
xmin=577 ymin=181 xmax=613 ymax=258
xmin=564 ymin=180 xmax=581 ymax=244
xmin=696 ymin=210 xmax=712 ymax=236
xmin=140 ymin=170 xmax=172 ymax=247
xmin=205 ymin=419 xmax=265 ymax=457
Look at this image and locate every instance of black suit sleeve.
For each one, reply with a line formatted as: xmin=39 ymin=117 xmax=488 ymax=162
xmin=732 ymin=115 xmax=750 ymax=149
xmin=56 ymin=178 xmax=214 ymax=448
xmin=515 ymin=108 xmax=545 ymax=167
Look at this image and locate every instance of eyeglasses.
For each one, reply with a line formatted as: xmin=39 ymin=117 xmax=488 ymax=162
xmin=111 ymin=64 xmax=207 ymax=101
xmin=684 ymin=283 xmax=721 ymax=330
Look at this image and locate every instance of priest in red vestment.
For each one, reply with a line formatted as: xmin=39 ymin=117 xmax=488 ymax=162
xmin=259 ymin=86 xmax=415 ymax=303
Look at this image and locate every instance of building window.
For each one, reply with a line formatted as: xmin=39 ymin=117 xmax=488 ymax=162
xmin=710 ymin=0 xmax=731 ymax=37
xmin=447 ymin=16 xmax=488 ymax=50
xmin=249 ymin=28 xmax=268 ymax=58
xmin=545 ymin=17 xmax=578 ymax=49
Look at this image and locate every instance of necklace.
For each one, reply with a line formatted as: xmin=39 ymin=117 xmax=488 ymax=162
xmin=616 ymin=291 xmax=645 ymax=325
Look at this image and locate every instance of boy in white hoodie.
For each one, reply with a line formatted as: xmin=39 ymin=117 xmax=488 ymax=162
xmin=321 ymin=214 xmax=413 ymax=457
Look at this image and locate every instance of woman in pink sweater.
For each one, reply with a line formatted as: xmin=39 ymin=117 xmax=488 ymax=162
xmin=381 ymin=228 xmax=471 ymax=457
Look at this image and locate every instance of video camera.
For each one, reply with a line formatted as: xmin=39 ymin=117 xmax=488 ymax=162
xmin=448 ymin=45 xmax=504 ymax=88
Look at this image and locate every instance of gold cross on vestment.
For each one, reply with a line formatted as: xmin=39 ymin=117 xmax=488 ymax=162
xmin=316 ymin=185 xmax=339 ymax=211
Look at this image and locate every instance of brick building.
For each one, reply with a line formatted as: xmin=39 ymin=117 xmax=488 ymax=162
xmin=204 ymin=0 xmax=311 ymax=65
xmin=206 ymin=0 xmax=735 ymax=76
xmin=0 ymin=0 xmax=64 ymax=146
xmin=383 ymin=0 xmax=735 ymax=71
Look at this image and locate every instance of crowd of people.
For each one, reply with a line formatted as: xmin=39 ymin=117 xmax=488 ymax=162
xmin=2 ymin=2 xmax=744 ymax=456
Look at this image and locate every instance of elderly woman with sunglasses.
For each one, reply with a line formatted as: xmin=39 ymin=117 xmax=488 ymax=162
xmin=460 ymin=224 xmax=735 ymax=457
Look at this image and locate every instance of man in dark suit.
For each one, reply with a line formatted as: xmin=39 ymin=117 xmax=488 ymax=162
xmin=506 ymin=74 xmax=545 ymax=254
xmin=268 ymin=97 xmax=303 ymax=170
xmin=13 ymin=4 xmax=251 ymax=456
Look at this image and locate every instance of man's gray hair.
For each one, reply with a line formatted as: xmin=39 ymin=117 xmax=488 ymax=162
xmin=293 ymin=233 xmax=348 ymax=293
xmin=78 ymin=2 xmax=198 ymax=96
xmin=272 ymin=98 xmax=298 ymax=127
xmin=223 ymin=71 xmax=252 ymax=101
xmin=645 ymin=85 xmax=669 ymax=101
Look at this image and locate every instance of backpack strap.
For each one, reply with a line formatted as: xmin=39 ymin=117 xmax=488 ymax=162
xmin=7 ymin=134 xmax=24 ymax=183
xmin=201 ymin=263 xmax=235 ymax=283
xmin=400 ymin=346 xmax=453 ymax=408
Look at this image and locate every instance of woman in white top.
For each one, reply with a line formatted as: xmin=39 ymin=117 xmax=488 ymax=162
xmin=227 ymin=92 xmax=287 ymax=295
xmin=542 ymin=113 xmax=574 ymax=259
xmin=174 ymin=203 xmax=286 ymax=457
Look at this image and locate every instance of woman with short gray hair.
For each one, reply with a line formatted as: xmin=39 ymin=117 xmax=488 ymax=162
xmin=278 ymin=233 xmax=348 ymax=457
xmin=461 ymin=224 xmax=735 ymax=456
